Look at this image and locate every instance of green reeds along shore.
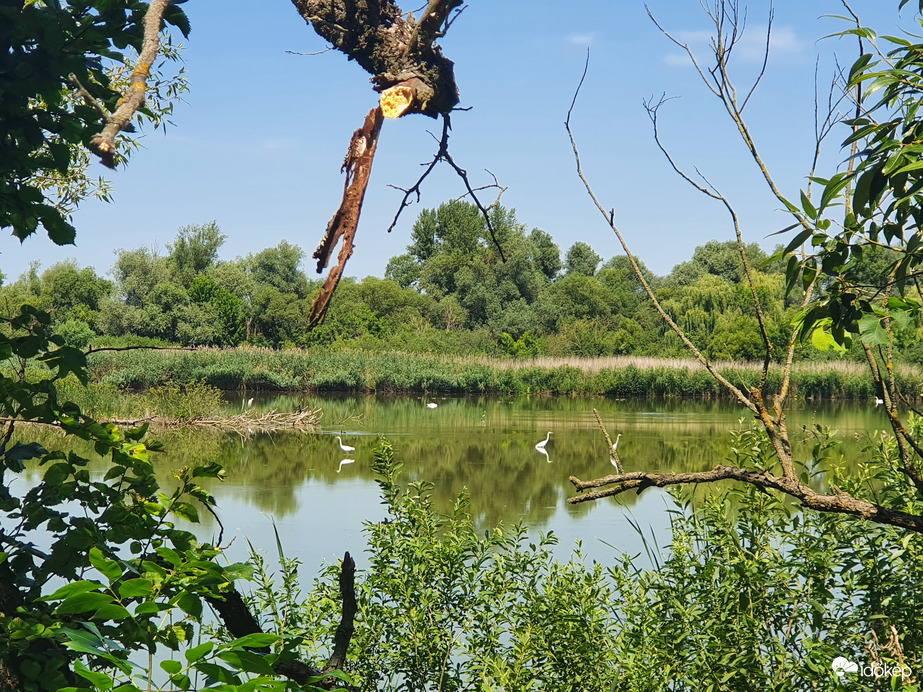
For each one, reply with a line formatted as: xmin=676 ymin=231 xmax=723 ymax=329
xmin=84 ymin=348 xmax=922 ymax=399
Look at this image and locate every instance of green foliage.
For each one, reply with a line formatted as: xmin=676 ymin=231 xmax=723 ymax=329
xmin=144 ymin=381 xmax=224 ymax=421
xmin=54 ymin=319 xmax=96 ymax=349
xmin=272 ymin=441 xmax=619 ymax=691
xmin=246 ymin=435 xmax=922 ymax=691
xmin=564 ymin=241 xmax=601 ymax=277
xmin=0 ymin=304 xmax=317 ymax=691
xmin=168 ymin=221 xmax=226 ymax=286
xmin=497 ymin=330 xmax=540 ymax=358
xmin=0 ymin=0 xmax=189 ymax=245
xmin=790 ymin=17 xmax=923 ymax=351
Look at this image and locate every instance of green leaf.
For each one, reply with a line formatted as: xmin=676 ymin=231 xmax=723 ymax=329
xmin=800 ymin=190 xmax=817 ymax=220
xmin=185 ymin=641 xmax=214 ymax=663
xmin=176 ymin=591 xmax=203 ymax=619
xmin=811 ymin=325 xmax=848 ymax=354
xmin=118 ymin=578 xmax=153 ymax=599
xmin=217 ymin=649 xmax=276 ymax=676
xmin=93 ymin=603 xmax=131 ymax=620
xmin=42 ymin=580 xmax=104 ymax=602
xmin=172 ymin=501 xmax=200 ymax=523
xmin=163 ymin=5 xmax=191 ymax=37
xmin=226 ymin=633 xmax=281 ymax=649
xmin=75 ymin=660 xmax=114 ymax=691
xmin=858 ymin=314 xmax=889 ymax=346
xmin=43 ymin=461 xmax=71 ymax=485
xmin=161 ymin=660 xmax=183 ymax=675
xmin=56 ymin=591 xmax=114 ymax=614
xmin=89 ymin=546 xmax=123 ymax=582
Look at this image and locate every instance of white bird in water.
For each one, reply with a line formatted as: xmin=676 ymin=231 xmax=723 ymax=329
xmin=337 ymin=459 xmax=355 ymax=473
xmin=875 ymin=397 xmax=884 ymax=406
xmin=610 ymin=433 xmax=622 ymax=470
xmin=535 ymin=432 xmax=552 ymax=451
xmin=426 ymin=402 xmax=438 ymax=409
xmin=337 ymin=436 xmax=355 ymax=453
xmin=247 ymin=397 xmax=254 ymax=407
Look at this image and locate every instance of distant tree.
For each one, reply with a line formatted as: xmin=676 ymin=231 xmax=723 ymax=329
xmin=384 ymin=253 xmax=420 ymax=289
xmin=188 ymin=275 xmax=245 ymax=345
xmin=666 ymin=240 xmax=773 ymax=287
xmin=246 ymin=240 xmax=310 ymax=299
xmin=167 ymin=221 xmax=226 ymax=285
xmin=564 ymin=241 xmax=601 ymax=277
xmin=529 ymin=228 xmax=562 ymax=281
xmin=39 ymin=261 xmax=113 ymax=325
xmin=111 ymin=246 xmax=171 ymax=307
xmin=391 ymin=201 xmax=567 ymax=334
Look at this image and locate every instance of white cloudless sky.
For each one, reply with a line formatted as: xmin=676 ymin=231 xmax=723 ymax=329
xmin=3 ymin=1 xmax=916 ymax=282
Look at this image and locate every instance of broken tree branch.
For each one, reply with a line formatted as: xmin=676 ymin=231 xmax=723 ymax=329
xmin=325 ymin=552 xmax=356 ymax=673
xmin=291 ymin=0 xmax=460 ymax=117
xmin=206 ymin=552 xmax=359 ymax=690
xmin=308 ymin=106 xmax=384 ymax=328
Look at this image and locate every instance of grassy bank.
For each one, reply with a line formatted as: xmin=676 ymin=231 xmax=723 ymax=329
xmin=85 ymin=347 xmax=922 ymax=399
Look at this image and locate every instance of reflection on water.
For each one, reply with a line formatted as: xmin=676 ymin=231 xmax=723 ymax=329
xmin=21 ymin=395 xmax=890 ymax=568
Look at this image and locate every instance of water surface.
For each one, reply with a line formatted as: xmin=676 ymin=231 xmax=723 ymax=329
xmin=145 ymin=394 xmax=887 ymax=570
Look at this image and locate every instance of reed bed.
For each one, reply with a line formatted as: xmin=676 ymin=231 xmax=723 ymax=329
xmin=85 ymin=347 xmax=923 ymax=399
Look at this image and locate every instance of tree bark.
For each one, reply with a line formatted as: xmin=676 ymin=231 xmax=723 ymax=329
xmin=290 ymin=0 xmax=461 ymax=117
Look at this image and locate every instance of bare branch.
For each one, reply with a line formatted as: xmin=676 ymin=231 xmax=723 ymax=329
xmin=592 ymin=408 xmax=622 ymax=473
xmin=740 ymin=4 xmax=772 ymax=111
xmin=648 ymin=1 xmax=811 ymax=232
xmin=565 ymin=55 xmax=758 ymax=416
xmin=644 ymin=97 xmax=775 ymax=385
xmin=285 ymin=47 xmax=335 ymax=56
xmin=567 ymin=466 xmax=923 ymax=533
xmin=385 ymin=114 xmax=507 ymax=260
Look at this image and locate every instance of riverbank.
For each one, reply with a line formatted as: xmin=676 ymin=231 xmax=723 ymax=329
xmin=85 ymin=347 xmax=920 ymax=399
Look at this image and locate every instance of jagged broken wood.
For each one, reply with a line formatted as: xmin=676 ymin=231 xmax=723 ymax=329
xmin=308 ymin=106 xmax=384 ymax=328
xmin=205 ymin=553 xmax=359 ymax=690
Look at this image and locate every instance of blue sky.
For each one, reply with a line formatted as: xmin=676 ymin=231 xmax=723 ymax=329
xmin=4 ymin=1 xmax=916 ymax=282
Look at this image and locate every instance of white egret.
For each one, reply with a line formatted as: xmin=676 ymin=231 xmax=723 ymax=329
xmin=610 ymin=433 xmax=623 ymax=470
xmin=337 ymin=436 xmax=355 ymax=453
xmin=535 ymin=432 xmax=552 ymax=451
xmin=875 ymin=397 xmax=884 ymax=406
xmin=426 ymin=402 xmax=438 ymax=409
xmin=337 ymin=459 xmax=355 ymax=473
xmin=247 ymin=397 xmax=254 ymax=407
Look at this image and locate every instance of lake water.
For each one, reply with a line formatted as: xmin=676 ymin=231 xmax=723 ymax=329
xmin=101 ymin=393 xmax=884 ymax=576
xmin=20 ymin=394 xmax=889 ymax=575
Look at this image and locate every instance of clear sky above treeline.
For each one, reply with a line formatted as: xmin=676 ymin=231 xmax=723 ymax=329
xmin=2 ymin=1 xmax=915 ymax=282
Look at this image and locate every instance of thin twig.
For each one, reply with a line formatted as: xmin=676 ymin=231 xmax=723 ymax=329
xmin=386 ymin=113 xmax=507 ymax=260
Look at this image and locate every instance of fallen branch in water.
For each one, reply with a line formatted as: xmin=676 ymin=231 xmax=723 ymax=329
xmin=103 ymin=409 xmax=321 ymax=435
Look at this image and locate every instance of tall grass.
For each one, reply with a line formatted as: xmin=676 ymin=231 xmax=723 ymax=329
xmin=85 ymin=347 xmax=921 ymax=399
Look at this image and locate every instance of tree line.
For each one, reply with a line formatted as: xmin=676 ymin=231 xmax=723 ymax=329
xmin=3 ymin=199 xmax=916 ymax=363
